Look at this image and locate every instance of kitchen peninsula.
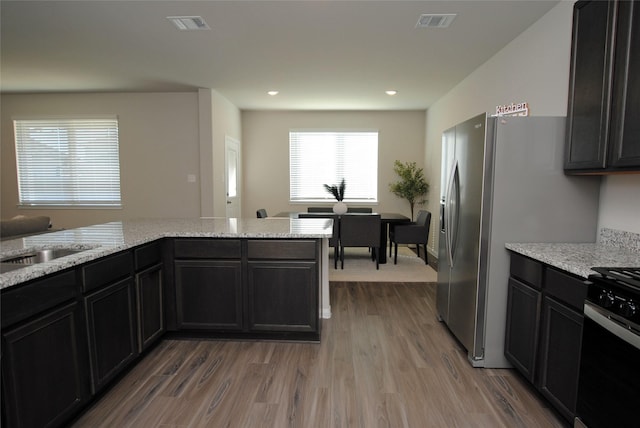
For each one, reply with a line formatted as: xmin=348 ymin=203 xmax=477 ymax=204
xmin=0 ymin=218 xmax=333 ymax=428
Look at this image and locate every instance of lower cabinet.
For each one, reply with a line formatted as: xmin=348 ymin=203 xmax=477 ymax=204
xmin=171 ymin=238 xmax=320 ymax=339
xmin=247 ymin=261 xmax=318 ymax=333
xmin=174 ymin=260 xmax=243 ymax=330
xmin=505 ymin=252 xmax=586 ymax=423
xmin=1 ymin=301 xmax=90 ymax=428
xmin=136 ymin=263 xmax=165 ymax=352
xmin=538 ymin=295 xmax=583 ymax=420
xmin=504 ymin=278 xmax=541 ymax=382
xmin=134 ymin=241 xmax=165 ymax=353
xmin=84 ymin=278 xmax=138 ymax=394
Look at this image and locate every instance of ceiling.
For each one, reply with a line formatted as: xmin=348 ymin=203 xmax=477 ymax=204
xmin=0 ymin=0 xmax=560 ymax=110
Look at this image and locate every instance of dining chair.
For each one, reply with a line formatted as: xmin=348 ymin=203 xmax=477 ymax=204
xmin=299 ymin=213 xmax=340 ymax=269
xmin=256 ymin=209 xmax=268 ymax=218
xmin=389 ymin=210 xmax=431 ymax=265
xmin=339 ymin=214 xmax=381 ymax=269
xmin=346 ymin=207 xmax=373 ymax=213
xmin=307 ymin=207 xmax=333 ymax=212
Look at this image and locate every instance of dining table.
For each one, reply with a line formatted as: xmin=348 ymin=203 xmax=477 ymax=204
xmin=274 ymin=211 xmax=410 ymax=264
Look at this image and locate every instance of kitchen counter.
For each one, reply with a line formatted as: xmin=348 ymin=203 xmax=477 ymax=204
xmin=0 ymin=217 xmax=333 ymax=290
xmin=506 ymin=228 xmax=640 ymax=279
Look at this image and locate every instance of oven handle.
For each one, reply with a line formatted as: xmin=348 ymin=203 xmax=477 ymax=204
xmin=584 ymin=302 xmax=640 ymax=350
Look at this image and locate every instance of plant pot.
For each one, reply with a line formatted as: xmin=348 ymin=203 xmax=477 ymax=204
xmin=333 ymin=201 xmax=347 ymax=214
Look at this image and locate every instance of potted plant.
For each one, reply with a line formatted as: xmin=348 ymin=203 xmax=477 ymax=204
xmin=389 ymin=160 xmax=429 ymax=220
xmin=324 ymin=178 xmax=347 ymax=214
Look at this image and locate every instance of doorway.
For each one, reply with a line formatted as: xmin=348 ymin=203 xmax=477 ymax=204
xmin=225 ymin=136 xmax=241 ymax=218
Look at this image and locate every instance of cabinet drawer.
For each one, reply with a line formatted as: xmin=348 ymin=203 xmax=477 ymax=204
xmin=247 ymin=240 xmax=317 ymax=260
xmin=174 ymin=239 xmax=241 ymax=259
xmin=134 ymin=241 xmax=162 ymax=271
xmin=82 ymin=251 xmax=133 ymax=293
xmin=510 ymin=252 xmax=543 ymax=289
xmin=1 ymin=270 xmax=78 ymax=328
xmin=544 ymin=268 xmax=587 ymax=311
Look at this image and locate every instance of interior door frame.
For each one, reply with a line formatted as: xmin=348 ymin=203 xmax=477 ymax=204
xmin=225 ymin=136 xmax=241 ymax=218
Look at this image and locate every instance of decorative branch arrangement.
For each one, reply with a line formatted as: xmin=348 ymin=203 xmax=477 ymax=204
xmin=323 ymin=178 xmax=346 ymax=201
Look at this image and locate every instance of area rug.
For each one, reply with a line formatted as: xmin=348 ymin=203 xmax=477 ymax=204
xmin=329 ymin=246 xmax=437 ymax=282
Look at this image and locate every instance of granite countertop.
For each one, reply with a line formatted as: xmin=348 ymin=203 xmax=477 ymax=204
xmin=0 ymin=217 xmax=333 ymax=290
xmin=506 ymin=228 xmax=640 ymax=279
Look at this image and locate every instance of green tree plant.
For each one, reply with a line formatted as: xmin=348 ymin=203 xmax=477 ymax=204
xmin=389 ymin=161 xmax=429 ymax=220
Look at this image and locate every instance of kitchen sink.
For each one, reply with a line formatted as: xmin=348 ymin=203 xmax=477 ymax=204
xmin=0 ymin=248 xmax=85 ymax=273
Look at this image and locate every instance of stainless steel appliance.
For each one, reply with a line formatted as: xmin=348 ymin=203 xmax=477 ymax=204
xmin=574 ymin=267 xmax=640 ymax=428
xmin=437 ymin=113 xmax=600 ymax=367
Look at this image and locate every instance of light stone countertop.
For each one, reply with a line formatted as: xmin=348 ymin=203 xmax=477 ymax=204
xmin=0 ymin=217 xmax=333 ymax=290
xmin=505 ymin=241 xmax=640 ymax=279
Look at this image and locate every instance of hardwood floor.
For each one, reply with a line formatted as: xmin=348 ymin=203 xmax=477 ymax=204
xmin=71 ymin=282 xmax=566 ymax=427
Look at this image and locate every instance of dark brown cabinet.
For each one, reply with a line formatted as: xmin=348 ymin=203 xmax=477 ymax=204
xmin=172 ymin=238 xmax=320 ymax=339
xmin=82 ymin=252 xmax=137 ymax=394
xmin=247 ymin=240 xmax=319 ymax=336
xmin=1 ymin=236 xmax=321 ymax=426
xmin=505 ymin=252 xmax=586 ymax=423
xmin=134 ymin=242 xmax=165 ymax=352
xmin=539 ymin=295 xmax=583 ymax=420
xmin=175 ymin=260 xmax=243 ymax=330
xmin=1 ymin=271 xmax=90 ymax=428
xmin=174 ymin=239 xmax=243 ymax=331
xmin=247 ymin=262 xmax=317 ymax=333
xmin=609 ymin=0 xmax=640 ymax=168
xmin=504 ymin=277 xmax=541 ymax=382
xmin=565 ymin=0 xmax=640 ymax=173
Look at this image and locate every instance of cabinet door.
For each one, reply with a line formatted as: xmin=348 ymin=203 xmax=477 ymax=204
xmin=2 ymin=302 xmax=89 ymax=428
xmin=565 ymin=0 xmax=616 ymax=170
xmin=504 ymin=278 xmax=541 ymax=382
xmin=85 ymin=278 xmax=138 ymax=394
xmin=174 ymin=260 xmax=243 ymax=330
xmin=538 ymin=296 xmax=583 ymax=422
xmin=609 ymin=0 xmax=640 ymax=168
xmin=247 ymin=261 xmax=318 ymax=333
xmin=136 ymin=263 xmax=164 ymax=352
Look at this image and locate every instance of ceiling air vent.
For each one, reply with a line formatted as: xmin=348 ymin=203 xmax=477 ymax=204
xmin=167 ymin=16 xmax=210 ymax=31
xmin=416 ymin=14 xmax=456 ymax=29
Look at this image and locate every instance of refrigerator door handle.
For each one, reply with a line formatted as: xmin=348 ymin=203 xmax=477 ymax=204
xmin=446 ymin=160 xmax=458 ymax=267
xmin=449 ymin=162 xmax=460 ymax=266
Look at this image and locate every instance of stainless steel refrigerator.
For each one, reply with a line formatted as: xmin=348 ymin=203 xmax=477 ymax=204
xmin=436 ymin=113 xmax=600 ymax=368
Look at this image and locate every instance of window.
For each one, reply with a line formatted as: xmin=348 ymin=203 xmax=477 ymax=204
xmin=290 ymin=130 xmax=378 ymax=203
xmin=13 ymin=117 xmax=121 ymax=207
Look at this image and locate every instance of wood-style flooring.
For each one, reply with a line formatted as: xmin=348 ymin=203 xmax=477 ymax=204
xmin=71 ymin=282 xmax=566 ymax=427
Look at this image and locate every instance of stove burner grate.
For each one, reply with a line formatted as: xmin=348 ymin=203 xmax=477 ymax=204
xmin=591 ymin=267 xmax=640 ymax=291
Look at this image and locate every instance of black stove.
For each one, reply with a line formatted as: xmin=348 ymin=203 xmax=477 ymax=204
xmin=587 ymin=267 xmax=640 ymax=326
xmin=575 ymin=267 xmax=640 ymax=428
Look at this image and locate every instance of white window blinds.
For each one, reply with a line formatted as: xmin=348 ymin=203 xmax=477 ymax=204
xmin=289 ymin=131 xmax=378 ymax=202
xmin=13 ymin=117 xmax=122 ymax=207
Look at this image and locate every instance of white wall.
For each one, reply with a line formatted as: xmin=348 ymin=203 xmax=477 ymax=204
xmin=241 ymin=110 xmax=425 ymax=219
xmin=1 ymin=91 xmax=241 ymax=228
xmin=598 ymin=175 xmax=640 ymax=233
xmin=424 ymin=1 xmax=640 ymax=254
xmin=197 ymin=89 xmax=242 ymax=218
xmin=1 ymin=92 xmax=202 ymax=229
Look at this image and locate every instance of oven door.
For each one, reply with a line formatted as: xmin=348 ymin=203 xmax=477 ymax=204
xmin=575 ymin=302 xmax=640 ymax=428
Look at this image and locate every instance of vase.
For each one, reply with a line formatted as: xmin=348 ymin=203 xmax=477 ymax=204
xmin=333 ymin=201 xmax=347 ymax=214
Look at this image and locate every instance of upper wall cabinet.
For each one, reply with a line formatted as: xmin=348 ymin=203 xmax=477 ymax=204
xmin=565 ymin=0 xmax=640 ymax=174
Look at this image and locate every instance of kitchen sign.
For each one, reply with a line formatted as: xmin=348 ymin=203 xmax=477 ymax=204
xmin=494 ymin=102 xmax=529 ymax=117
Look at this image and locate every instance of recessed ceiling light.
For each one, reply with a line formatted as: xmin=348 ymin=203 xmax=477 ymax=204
xmin=167 ymin=16 xmax=210 ymax=31
xmin=415 ymin=14 xmax=456 ymax=29
xmin=385 ymin=90 xmax=398 ymax=96
xmin=267 ymin=90 xmax=279 ymax=96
